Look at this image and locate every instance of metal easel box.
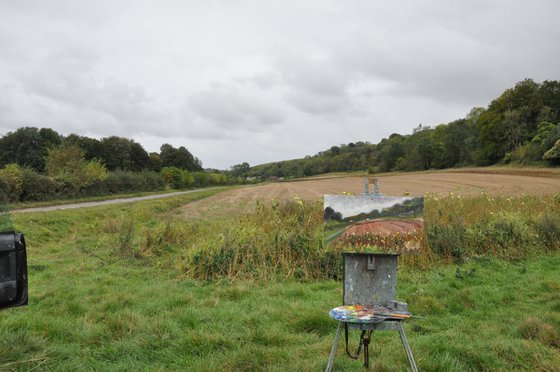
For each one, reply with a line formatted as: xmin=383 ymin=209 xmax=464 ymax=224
xmin=343 ymin=252 xmax=398 ymax=307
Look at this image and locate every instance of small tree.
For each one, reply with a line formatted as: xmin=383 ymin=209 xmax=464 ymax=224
xmin=543 ymin=139 xmax=560 ymax=164
xmin=160 ymin=166 xmax=182 ymax=188
xmin=46 ymin=145 xmax=108 ymax=193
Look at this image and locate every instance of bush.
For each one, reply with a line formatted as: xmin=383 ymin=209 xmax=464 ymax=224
xmin=534 ymin=211 xmax=560 ymax=250
xmin=20 ymin=168 xmax=60 ymax=201
xmin=97 ymin=171 xmax=165 ymax=195
xmin=0 ymin=164 xmax=23 ymax=202
xmin=1 ymin=164 xmax=174 ymax=203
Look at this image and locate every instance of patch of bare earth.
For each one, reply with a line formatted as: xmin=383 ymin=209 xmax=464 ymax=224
xmin=342 ymin=219 xmax=424 ymax=237
xmin=180 ymin=171 xmax=560 ymax=219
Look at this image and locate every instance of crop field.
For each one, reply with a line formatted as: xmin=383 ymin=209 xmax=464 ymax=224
xmin=181 ymin=168 xmax=560 ymax=219
xmin=1 ymin=169 xmax=560 ymax=370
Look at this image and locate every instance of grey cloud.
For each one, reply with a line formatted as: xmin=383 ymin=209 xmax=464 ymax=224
xmin=284 ymin=89 xmax=350 ymax=116
xmin=188 ymin=84 xmax=285 ymax=130
xmin=272 ymin=52 xmax=355 ymax=114
xmin=0 ymin=0 xmax=559 ymax=169
xmin=277 ymin=55 xmax=348 ymax=97
xmin=235 ymin=71 xmax=282 ymax=90
xmin=329 ymin=1 xmax=560 ymax=105
xmin=15 ymin=68 xmax=164 ymax=133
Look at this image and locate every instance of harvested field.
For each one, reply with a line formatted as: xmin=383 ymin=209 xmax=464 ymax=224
xmin=341 ymin=219 xmax=424 ymax=237
xmin=181 ymin=170 xmax=560 ymax=218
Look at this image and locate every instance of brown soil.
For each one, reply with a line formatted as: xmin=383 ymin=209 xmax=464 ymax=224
xmin=342 ymin=219 xmax=424 ymax=237
xmin=180 ymin=170 xmax=560 ymax=219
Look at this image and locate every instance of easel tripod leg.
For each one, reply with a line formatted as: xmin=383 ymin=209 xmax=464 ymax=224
xmin=398 ymin=324 xmax=418 ymax=372
xmin=325 ymin=322 xmax=343 ymax=372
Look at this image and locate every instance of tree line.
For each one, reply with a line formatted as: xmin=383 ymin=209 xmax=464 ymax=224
xmin=0 ymin=129 xmax=203 ymax=173
xmin=0 ymin=130 xmax=243 ymax=202
xmin=233 ymin=79 xmax=560 ymax=179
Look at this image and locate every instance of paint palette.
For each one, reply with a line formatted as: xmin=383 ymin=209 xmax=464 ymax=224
xmin=329 ymin=304 xmax=411 ymax=323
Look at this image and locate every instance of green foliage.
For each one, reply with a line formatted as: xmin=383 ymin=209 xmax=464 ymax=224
xmin=160 ymin=166 xmax=183 ymax=187
xmin=0 ymin=127 xmax=62 ymax=171
xmin=477 ymin=79 xmax=560 ymax=164
xmin=64 ymin=134 xmax=151 ymax=171
xmin=98 ymin=136 xmax=150 ymax=171
xmin=0 ymin=164 xmax=62 ymax=202
xmin=248 ymin=142 xmax=376 ymax=179
xmin=160 ymin=144 xmax=202 ymax=171
xmin=20 ymin=167 xmax=59 ymax=201
xmin=46 ymin=145 xmax=108 ymax=195
xmin=97 ymin=170 xmax=165 ymax=194
xmin=230 ymin=162 xmax=250 ymax=177
xmin=543 ymin=139 xmax=560 ymax=163
xmin=0 ymin=164 xmax=23 ymax=202
xmin=323 ymin=206 xmax=342 ymax=221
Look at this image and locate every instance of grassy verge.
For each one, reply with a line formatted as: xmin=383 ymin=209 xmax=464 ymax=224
xmin=1 ymin=191 xmax=559 ymax=370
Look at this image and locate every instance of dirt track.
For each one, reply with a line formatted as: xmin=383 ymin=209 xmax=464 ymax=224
xmin=180 ymin=170 xmax=560 ymax=218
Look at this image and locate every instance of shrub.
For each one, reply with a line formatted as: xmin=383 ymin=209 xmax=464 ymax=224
xmin=0 ymin=164 xmax=23 ymax=202
xmin=160 ymin=166 xmax=182 ymax=188
xmin=99 ymin=171 xmax=164 ymax=195
xmin=46 ymin=145 xmax=108 ymax=194
xmin=20 ymin=168 xmax=60 ymax=201
xmin=534 ymin=211 xmax=560 ymax=250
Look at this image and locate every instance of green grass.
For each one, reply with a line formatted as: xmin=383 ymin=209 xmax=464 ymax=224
xmin=1 ymin=191 xmax=559 ymax=370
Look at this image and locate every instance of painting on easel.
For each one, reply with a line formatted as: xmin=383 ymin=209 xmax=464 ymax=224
xmin=324 ymin=178 xmax=424 ymax=253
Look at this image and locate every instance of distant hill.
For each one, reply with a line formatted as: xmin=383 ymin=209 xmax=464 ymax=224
xmin=238 ymin=78 xmax=560 ymax=180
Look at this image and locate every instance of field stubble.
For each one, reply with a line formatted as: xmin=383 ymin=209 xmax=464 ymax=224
xmin=181 ymin=170 xmax=560 ymax=219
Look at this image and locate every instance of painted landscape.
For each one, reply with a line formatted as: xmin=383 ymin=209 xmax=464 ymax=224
xmin=324 ymin=194 xmax=424 ymax=253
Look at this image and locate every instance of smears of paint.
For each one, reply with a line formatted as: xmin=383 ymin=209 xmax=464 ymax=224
xmin=329 ymin=305 xmax=410 ymax=323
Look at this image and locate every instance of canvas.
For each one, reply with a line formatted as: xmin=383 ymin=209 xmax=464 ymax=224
xmin=324 ymin=193 xmax=424 ymax=253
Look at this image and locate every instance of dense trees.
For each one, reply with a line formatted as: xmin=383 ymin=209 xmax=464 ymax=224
xmin=0 ymin=127 xmax=62 ymax=171
xmin=230 ymin=162 xmax=250 ymax=177
xmin=0 ymin=129 xmax=201 ymax=173
xmin=477 ymin=79 xmax=560 ymax=164
xmin=160 ymin=144 xmax=202 ymax=171
xmin=0 ymin=130 xmax=236 ymax=202
xmin=246 ymin=141 xmax=376 ymax=179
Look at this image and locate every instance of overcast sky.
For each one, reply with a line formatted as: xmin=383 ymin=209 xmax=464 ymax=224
xmin=1 ymin=1 xmax=559 ymax=169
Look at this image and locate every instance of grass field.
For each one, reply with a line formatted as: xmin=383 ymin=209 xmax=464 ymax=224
xmin=2 ymin=171 xmax=560 ymax=370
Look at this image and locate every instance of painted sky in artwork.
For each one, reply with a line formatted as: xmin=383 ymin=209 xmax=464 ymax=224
xmin=324 ymin=195 xmax=416 ymax=219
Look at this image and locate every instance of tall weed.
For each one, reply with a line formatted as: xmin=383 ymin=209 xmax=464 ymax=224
xmin=137 ymin=192 xmax=560 ymax=279
xmin=142 ymin=198 xmax=342 ymax=280
xmin=425 ymin=193 xmax=560 ymax=262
